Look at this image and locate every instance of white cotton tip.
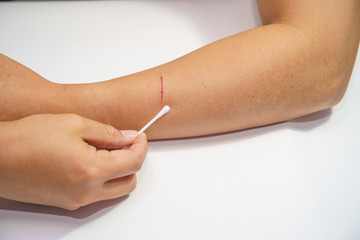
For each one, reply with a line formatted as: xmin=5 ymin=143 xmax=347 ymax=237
xmin=138 ymin=105 xmax=171 ymax=134
xmin=160 ymin=105 xmax=170 ymax=115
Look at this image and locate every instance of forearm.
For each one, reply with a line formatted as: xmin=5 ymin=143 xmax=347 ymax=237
xmin=0 ymin=55 xmax=64 ymax=121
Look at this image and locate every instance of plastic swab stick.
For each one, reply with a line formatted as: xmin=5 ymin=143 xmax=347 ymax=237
xmin=138 ymin=105 xmax=170 ymax=134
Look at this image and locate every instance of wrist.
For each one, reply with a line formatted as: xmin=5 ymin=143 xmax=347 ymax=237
xmin=50 ymin=83 xmax=74 ymax=114
xmin=56 ymin=83 xmax=94 ymax=117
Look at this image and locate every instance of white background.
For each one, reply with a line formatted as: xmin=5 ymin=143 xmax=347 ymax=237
xmin=0 ymin=1 xmax=360 ymax=239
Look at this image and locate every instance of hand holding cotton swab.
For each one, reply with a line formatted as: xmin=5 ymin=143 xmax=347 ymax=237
xmin=138 ymin=105 xmax=170 ymax=134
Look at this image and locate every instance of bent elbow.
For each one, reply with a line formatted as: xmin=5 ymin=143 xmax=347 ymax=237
xmin=312 ymin=43 xmax=358 ymax=110
xmin=317 ymin=68 xmax=353 ymax=110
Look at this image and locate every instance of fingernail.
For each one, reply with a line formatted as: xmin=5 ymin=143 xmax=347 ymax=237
xmin=121 ymin=130 xmax=138 ymax=138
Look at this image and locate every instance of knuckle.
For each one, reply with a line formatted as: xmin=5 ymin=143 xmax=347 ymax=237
xmin=79 ymin=166 xmax=100 ymax=184
xmin=61 ymin=190 xmax=90 ymax=210
xmin=126 ymin=152 xmax=144 ymax=173
xmin=68 ymin=194 xmax=89 ymax=210
xmin=132 ymin=149 xmax=146 ymax=171
xmin=61 ymin=162 xmax=101 ymax=211
xmin=64 ymin=203 xmax=81 ymax=211
xmin=126 ymin=175 xmax=137 ymax=194
xmin=105 ymin=124 xmax=118 ymax=137
xmin=132 ymin=158 xmax=143 ymax=172
xmin=69 ymin=163 xmax=100 ymax=187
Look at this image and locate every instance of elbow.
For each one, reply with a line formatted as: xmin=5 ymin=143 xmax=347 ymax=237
xmin=314 ymin=64 xmax=353 ymax=110
xmin=323 ymin=80 xmax=348 ymax=109
xmin=308 ymin=41 xmax=358 ymax=110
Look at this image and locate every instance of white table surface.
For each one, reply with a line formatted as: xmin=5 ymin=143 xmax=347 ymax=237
xmin=0 ymin=1 xmax=360 ymax=239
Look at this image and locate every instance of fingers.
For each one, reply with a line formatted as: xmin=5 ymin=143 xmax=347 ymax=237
xmin=87 ymin=134 xmax=147 ymax=204
xmin=67 ymin=116 xmax=148 ymax=207
xmin=98 ymin=174 xmax=137 ymax=202
xmin=79 ymin=116 xmax=138 ymax=149
xmin=96 ymin=133 xmax=148 ymax=181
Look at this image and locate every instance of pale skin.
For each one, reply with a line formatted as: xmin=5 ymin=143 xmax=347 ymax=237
xmin=0 ymin=0 xmax=359 ymax=209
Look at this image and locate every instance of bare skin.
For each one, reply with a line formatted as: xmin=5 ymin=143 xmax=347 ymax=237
xmin=0 ymin=0 xmax=359 ymax=139
xmin=1 ymin=0 xmax=359 ymax=139
xmin=0 ymin=0 xmax=359 ymax=209
xmin=0 ymin=114 xmax=148 ymax=210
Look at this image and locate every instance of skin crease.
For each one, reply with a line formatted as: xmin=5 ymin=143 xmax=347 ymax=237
xmin=0 ymin=0 xmax=359 ymax=209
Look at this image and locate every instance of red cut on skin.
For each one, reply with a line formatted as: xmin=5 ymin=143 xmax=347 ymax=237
xmin=160 ymin=75 xmax=164 ymax=103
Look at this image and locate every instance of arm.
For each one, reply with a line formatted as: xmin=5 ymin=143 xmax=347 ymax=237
xmin=1 ymin=0 xmax=359 ymax=139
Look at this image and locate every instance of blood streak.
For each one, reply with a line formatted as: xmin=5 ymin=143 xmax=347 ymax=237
xmin=160 ymin=75 xmax=164 ymax=103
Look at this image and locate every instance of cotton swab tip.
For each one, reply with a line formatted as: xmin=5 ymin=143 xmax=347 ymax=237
xmin=161 ymin=105 xmax=170 ymax=114
xmin=138 ymin=105 xmax=171 ymax=134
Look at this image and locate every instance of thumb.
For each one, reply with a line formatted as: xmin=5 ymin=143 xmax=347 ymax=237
xmin=80 ymin=119 xmax=138 ymax=150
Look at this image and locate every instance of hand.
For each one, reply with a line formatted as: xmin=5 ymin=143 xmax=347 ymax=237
xmin=0 ymin=114 xmax=148 ymax=210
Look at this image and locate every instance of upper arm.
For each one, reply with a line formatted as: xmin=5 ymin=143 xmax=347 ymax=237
xmin=256 ymin=0 xmax=360 ymax=105
xmin=257 ymin=0 xmax=360 ymax=28
xmin=256 ymin=0 xmax=360 ymax=46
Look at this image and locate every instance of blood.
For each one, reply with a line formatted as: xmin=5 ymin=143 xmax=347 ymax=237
xmin=160 ymin=75 xmax=164 ymax=103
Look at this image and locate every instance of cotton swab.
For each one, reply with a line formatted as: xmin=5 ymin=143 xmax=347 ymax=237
xmin=138 ymin=105 xmax=170 ymax=134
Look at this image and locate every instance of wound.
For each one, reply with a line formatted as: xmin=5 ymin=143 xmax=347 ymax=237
xmin=160 ymin=74 xmax=164 ymax=103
